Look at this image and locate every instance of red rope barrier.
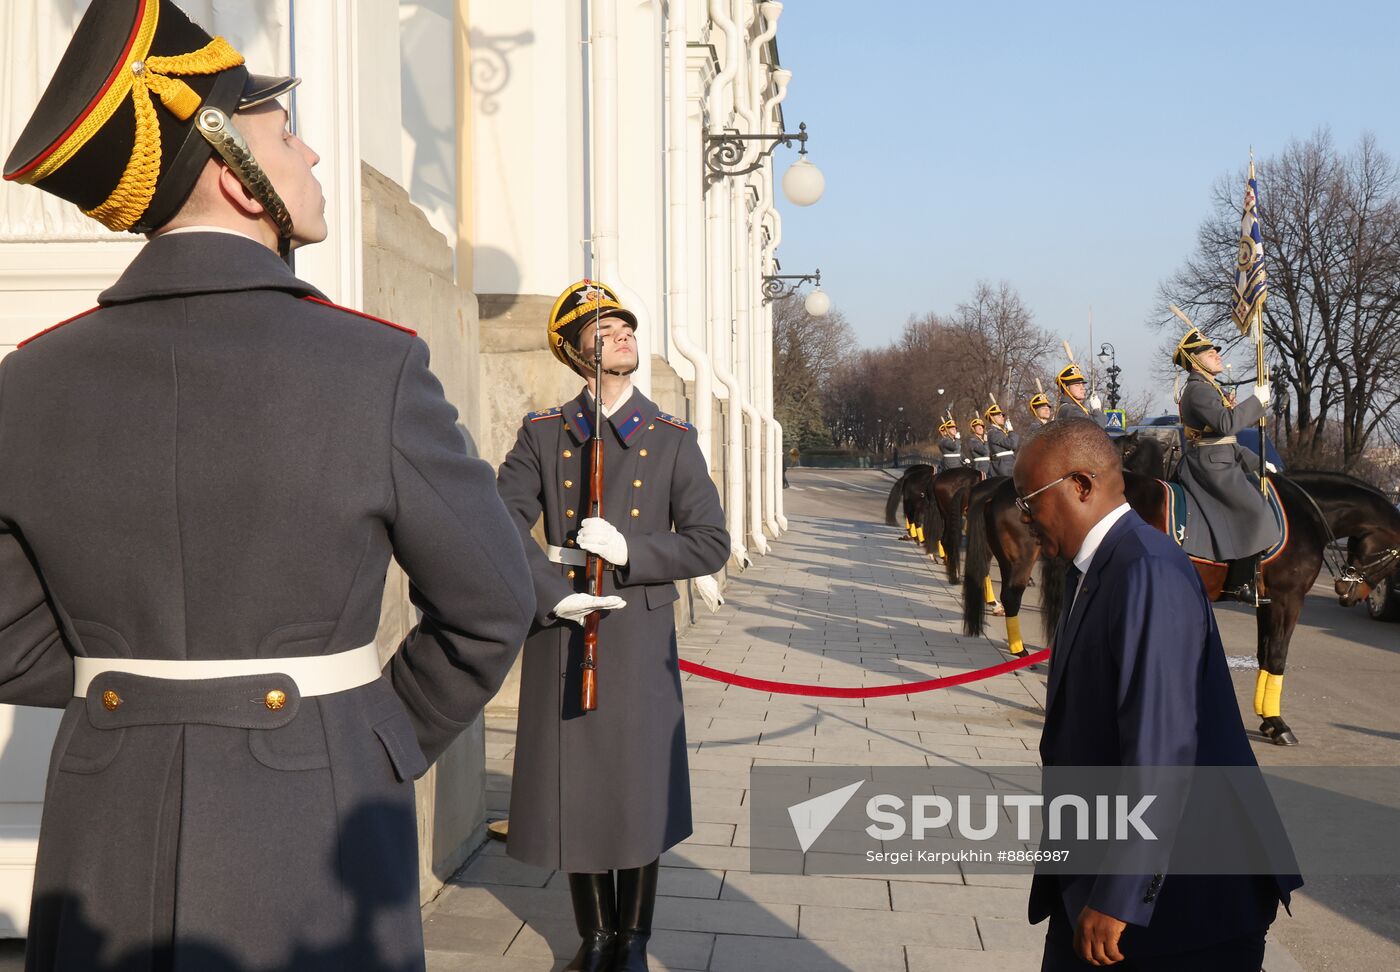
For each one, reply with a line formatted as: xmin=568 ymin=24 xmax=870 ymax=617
xmin=677 ymin=648 xmax=1048 ymax=699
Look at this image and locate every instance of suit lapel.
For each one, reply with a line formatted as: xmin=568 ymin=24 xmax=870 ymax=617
xmin=1045 ymin=512 xmax=1138 ymax=714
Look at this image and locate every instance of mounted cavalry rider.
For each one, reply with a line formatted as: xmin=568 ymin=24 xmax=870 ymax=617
xmin=1054 ymin=362 xmax=1108 ymax=426
xmin=1172 ymin=327 xmax=1276 ymax=604
xmin=496 ymin=280 xmax=729 ymax=971
xmin=967 ymin=416 xmax=992 ymax=477
xmin=1029 ymin=390 xmax=1054 ymax=427
xmin=936 ymin=419 xmax=964 ymax=472
xmin=985 ymin=403 xmax=1019 ymax=477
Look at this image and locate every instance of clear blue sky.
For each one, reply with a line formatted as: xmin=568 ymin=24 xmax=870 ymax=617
xmin=772 ymin=1 xmax=1400 ymax=412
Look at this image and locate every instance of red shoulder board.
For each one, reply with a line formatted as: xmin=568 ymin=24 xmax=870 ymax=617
xmin=301 ymin=296 xmax=417 ymax=336
xmin=17 ymin=306 xmax=101 ymax=349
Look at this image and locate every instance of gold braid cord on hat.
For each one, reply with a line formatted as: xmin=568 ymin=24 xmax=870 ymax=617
xmin=79 ymin=3 xmax=244 ymax=231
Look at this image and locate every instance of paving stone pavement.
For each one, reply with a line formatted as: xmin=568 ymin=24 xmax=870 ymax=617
xmin=421 ymin=484 xmax=1303 ymax=971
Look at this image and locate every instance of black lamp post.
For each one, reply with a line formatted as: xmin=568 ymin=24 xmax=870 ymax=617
xmin=1097 ymin=342 xmax=1122 ymax=410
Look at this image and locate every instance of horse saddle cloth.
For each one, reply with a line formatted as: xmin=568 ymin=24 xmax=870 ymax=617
xmin=1157 ymin=478 xmax=1288 ymax=565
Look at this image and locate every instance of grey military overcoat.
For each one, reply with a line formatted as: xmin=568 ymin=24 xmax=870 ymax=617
xmin=497 ymin=389 xmax=728 ymax=872
xmin=1173 ymin=371 xmax=1276 ymax=561
xmin=936 ymin=436 xmax=963 ymax=472
xmin=986 ymin=426 xmax=1019 ymax=477
xmin=0 ymin=232 xmax=534 ymax=971
xmin=1056 ymin=398 xmax=1107 ymax=426
xmin=967 ymin=436 xmax=991 ymax=477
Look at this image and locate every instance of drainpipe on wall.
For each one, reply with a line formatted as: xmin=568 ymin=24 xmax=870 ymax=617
xmin=664 ymin=0 xmax=714 ymax=465
xmin=707 ymin=0 xmax=750 ymax=567
xmin=758 ymin=65 xmax=790 ymax=535
xmin=589 ymin=0 xmax=654 ymax=396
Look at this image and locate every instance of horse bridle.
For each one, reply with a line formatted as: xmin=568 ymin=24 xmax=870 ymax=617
xmin=1336 ymin=545 xmax=1400 ymax=599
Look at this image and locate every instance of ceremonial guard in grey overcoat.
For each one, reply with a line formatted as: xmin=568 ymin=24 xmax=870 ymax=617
xmin=936 ymin=420 xmax=964 ymax=472
xmin=1028 ymin=390 xmax=1054 ymax=429
xmin=0 ymin=3 xmax=533 ymax=968
xmin=967 ymin=417 xmax=992 ymax=478
xmin=1053 ymin=362 xmax=1108 ymax=426
xmin=1171 ymin=327 xmax=1277 ymax=603
xmin=984 ymin=403 xmax=1019 ymax=477
xmin=497 ymin=281 xmax=729 ymax=971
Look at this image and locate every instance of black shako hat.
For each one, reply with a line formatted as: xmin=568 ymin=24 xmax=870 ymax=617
xmin=3 ymin=0 xmax=299 ymax=234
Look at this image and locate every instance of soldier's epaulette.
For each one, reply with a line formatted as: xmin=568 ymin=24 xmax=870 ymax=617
xmin=301 ymin=296 xmax=417 ymax=336
xmin=656 ymin=412 xmax=694 ymax=431
xmin=17 ymin=306 xmax=101 ymax=349
xmin=527 ymin=406 xmax=564 ymax=422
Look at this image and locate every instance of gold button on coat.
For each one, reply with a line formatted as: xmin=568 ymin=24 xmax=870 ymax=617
xmin=564 ymin=479 xmax=573 ymax=488
xmin=566 ymin=509 xmax=576 ymax=518
xmin=567 ymin=569 xmax=577 ymax=579
xmin=648 ymin=424 xmax=655 ymax=430
xmin=633 ymin=479 xmax=642 ymax=487
xmin=563 ymin=449 xmax=572 ymax=458
xmin=264 ymin=689 xmax=287 ymax=711
xmin=631 ymin=509 xmax=640 ymax=517
xmin=102 ymin=690 xmax=122 ymax=711
xmin=639 ymin=449 xmax=648 ymax=457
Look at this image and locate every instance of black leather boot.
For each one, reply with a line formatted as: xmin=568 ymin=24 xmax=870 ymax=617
xmin=1223 ymin=555 xmax=1269 ymax=606
xmin=565 ymin=872 xmax=617 ymax=972
xmin=613 ymin=859 xmax=658 ymax=971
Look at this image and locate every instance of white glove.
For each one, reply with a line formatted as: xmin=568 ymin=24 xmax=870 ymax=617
xmin=577 ymin=516 xmax=629 ymax=566
xmin=694 ymin=574 xmax=724 ymax=613
xmin=1005 ymin=419 xmax=1015 ymax=432
xmin=1252 ymin=383 xmax=1272 ymax=407
xmin=1265 ymin=461 xmax=1279 ymax=473
xmin=552 ymin=592 xmax=626 ymax=624
xmin=1088 ymin=393 xmax=1103 ymax=411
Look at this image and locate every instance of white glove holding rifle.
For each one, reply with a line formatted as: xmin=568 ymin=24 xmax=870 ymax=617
xmin=1088 ymin=393 xmax=1103 ymax=411
xmin=552 ymin=592 xmax=626 ymax=624
xmin=1252 ymin=383 xmax=1272 ymax=407
xmin=577 ymin=516 xmax=629 ymax=566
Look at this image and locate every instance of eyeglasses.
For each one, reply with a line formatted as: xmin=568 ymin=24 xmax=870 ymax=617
xmin=1015 ymin=471 xmax=1095 ymax=515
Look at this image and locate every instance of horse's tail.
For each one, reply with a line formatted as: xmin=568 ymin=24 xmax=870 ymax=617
xmin=885 ymin=471 xmax=906 ymax=526
xmin=922 ymin=484 xmax=946 ymax=559
xmin=962 ymin=490 xmax=992 ymax=636
xmin=944 ymin=481 xmax=973 ymax=584
xmin=1040 ymin=555 xmax=1068 ymax=647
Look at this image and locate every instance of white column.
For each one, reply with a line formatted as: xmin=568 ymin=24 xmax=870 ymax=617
xmin=291 ymin=0 xmax=362 ymax=308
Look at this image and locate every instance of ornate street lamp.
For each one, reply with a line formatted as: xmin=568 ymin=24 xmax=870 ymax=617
xmin=705 ymin=122 xmax=825 ymax=206
xmin=761 ymin=268 xmax=829 ymax=316
xmin=1097 ymin=342 xmax=1122 ymax=410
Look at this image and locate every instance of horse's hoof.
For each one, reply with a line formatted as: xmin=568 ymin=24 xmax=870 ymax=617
xmin=1273 ymin=730 xmax=1299 ymax=746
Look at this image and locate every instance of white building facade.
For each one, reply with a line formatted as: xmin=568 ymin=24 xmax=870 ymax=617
xmin=0 ymin=0 xmax=797 ymax=935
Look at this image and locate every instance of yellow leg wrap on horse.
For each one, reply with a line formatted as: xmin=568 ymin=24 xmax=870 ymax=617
xmin=1006 ymin=615 xmax=1024 ymax=654
xmin=917 ymin=526 xmax=926 ymax=544
xmin=1262 ymin=673 xmax=1284 ymax=719
xmin=984 ymin=576 xmax=997 ymax=604
xmin=937 ymin=541 xmax=946 ymax=559
xmin=906 ymin=521 xmax=915 ymax=537
xmin=1253 ymin=669 xmax=1268 ymax=716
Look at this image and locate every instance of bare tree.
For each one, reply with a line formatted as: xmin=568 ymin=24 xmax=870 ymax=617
xmin=1158 ymin=131 xmax=1400 ymax=469
xmin=772 ymin=295 xmax=856 ymax=449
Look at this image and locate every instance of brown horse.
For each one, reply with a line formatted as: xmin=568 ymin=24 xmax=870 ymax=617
xmin=919 ymin=467 xmax=985 ymax=581
xmin=884 ymin=464 xmax=934 ymax=542
xmin=964 ymin=462 xmax=1338 ymax=746
xmin=1283 ymin=470 xmax=1400 ymax=610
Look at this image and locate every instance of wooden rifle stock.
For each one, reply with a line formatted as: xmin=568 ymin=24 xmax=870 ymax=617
xmin=580 ymin=430 xmax=604 ymax=711
xmin=580 ymin=304 xmax=606 ymax=712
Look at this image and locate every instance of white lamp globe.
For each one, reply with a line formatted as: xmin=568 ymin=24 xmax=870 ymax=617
xmin=782 ymin=157 xmax=825 ymax=206
xmin=804 ymin=288 xmax=831 ymax=317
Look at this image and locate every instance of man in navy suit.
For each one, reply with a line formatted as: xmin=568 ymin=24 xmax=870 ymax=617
xmin=1014 ymin=419 xmax=1301 ymax=969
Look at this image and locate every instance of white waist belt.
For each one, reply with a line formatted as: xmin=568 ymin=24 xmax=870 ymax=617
xmin=994 ymin=450 xmax=1015 ymax=457
xmin=941 ymin=453 xmax=961 ymax=459
xmin=546 ymin=544 xmax=588 ymax=567
xmin=73 ymin=643 xmax=382 ymax=698
xmin=973 ymin=456 xmax=989 ymax=462
xmin=1192 ymin=435 xmax=1237 ymax=446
